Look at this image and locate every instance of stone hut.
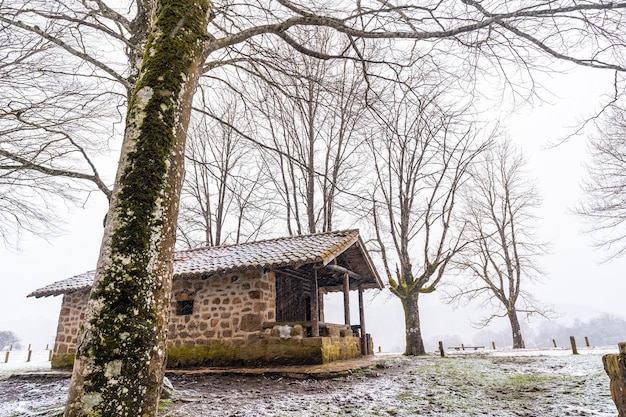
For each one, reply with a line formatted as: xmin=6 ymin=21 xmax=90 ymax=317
xmin=29 ymin=229 xmax=383 ymax=368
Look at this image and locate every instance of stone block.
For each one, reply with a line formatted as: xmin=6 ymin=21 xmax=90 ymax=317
xmin=240 ymin=313 xmax=262 ymax=332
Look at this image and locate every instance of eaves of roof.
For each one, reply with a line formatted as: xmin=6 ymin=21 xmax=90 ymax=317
xmin=28 ymin=229 xmax=381 ymax=298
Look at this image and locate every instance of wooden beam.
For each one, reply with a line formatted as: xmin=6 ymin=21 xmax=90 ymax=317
xmin=343 ymin=273 xmax=350 ymax=326
xmin=318 ymin=288 xmax=325 ymax=323
xmin=311 ymin=269 xmax=320 ymax=337
xmin=359 ymin=284 xmax=367 ymax=355
xmin=276 ymin=268 xmax=310 ymax=282
xmin=325 ymin=264 xmax=362 ymax=280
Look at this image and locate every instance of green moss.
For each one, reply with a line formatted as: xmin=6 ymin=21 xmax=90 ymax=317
xmin=321 ymin=337 xmax=360 ymax=363
xmin=166 ymin=337 xmax=361 ymax=368
xmin=51 ymin=353 xmax=76 ymax=369
xmin=65 ymin=337 xmax=362 ymax=370
xmin=158 ymin=399 xmax=172 ymax=413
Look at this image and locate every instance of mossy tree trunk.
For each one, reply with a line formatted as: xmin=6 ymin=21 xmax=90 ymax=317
xmin=507 ymin=304 xmax=524 ymax=349
xmin=401 ymin=293 xmax=426 ymax=356
xmin=388 ymin=266 xmax=442 ymax=356
xmin=64 ymin=1 xmax=212 ymax=416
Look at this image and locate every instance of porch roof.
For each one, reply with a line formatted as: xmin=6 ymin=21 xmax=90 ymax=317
xmin=28 ymin=229 xmax=383 ymax=298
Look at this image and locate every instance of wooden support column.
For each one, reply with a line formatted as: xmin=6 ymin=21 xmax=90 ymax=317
xmin=318 ymin=288 xmax=325 ymax=323
xmin=358 ymin=284 xmax=367 ymax=355
xmin=311 ymin=269 xmax=320 ymax=337
xmin=343 ymin=273 xmax=351 ymax=326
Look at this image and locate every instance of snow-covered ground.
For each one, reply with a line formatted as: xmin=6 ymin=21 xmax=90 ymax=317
xmin=0 ymin=350 xmax=51 ymax=377
xmin=0 ymin=346 xmax=620 ymax=417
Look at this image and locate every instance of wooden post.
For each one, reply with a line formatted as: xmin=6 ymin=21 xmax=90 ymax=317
xmin=552 ymin=339 xmax=557 ymax=348
xmin=570 ymin=336 xmax=579 ymax=355
xmin=358 ymin=284 xmax=367 ymax=355
xmin=378 ymin=346 xmax=381 ymax=353
xmin=27 ymin=343 xmax=31 ymax=351
xmin=27 ymin=349 xmax=32 ymax=362
xmin=4 ymin=351 xmax=9 ymax=363
xmin=343 ymin=273 xmax=350 ymax=326
xmin=318 ymin=288 xmax=325 ymax=323
xmin=491 ymin=341 xmax=496 ymax=350
xmin=438 ymin=341 xmax=445 ymax=357
xmin=585 ymin=336 xmax=590 ymax=347
xmin=603 ymin=342 xmax=626 ymax=417
xmin=48 ymin=349 xmax=53 ymax=362
xmin=311 ymin=269 xmax=320 ymax=337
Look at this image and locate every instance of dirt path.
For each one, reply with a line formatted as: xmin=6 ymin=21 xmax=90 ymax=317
xmin=0 ymin=352 xmax=617 ymax=417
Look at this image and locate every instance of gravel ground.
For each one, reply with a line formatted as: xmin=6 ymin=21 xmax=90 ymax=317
xmin=0 ymin=349 xmax=618 ymax=417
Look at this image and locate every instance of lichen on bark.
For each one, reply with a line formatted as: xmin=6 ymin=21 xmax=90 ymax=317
xmin=64 ymin=1 xmax=212 ymax=416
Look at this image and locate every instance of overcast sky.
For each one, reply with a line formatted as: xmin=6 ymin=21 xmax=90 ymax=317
xmin=2 ymin=64 xmax=625 ymax=354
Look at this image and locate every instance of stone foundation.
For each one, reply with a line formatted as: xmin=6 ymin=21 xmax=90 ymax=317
xmin=166 ymin=336 xmax=361 ymax=368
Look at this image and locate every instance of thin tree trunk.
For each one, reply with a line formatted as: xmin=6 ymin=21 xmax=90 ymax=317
xmin=306 ymin=81 xmax=316 ymax=234
xmin=64 ymin=2 xmax=211 ymax=416
xmin=402 ymin=294 xmax=426 ymax=355
xmin=508 ymin=305 xmax=524 ymax=349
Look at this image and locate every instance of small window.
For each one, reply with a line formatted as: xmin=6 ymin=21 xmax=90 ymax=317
xmin=176 ymin=300 xmax=194 ymax=315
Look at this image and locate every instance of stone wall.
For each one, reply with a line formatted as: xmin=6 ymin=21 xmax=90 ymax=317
xmin=52 ymin=289 xmax=89 ymax=367
xmin=50 ymin=269 xmax=362 ymax=368
xmin=168 ymin=270 xmax=276 ymax=344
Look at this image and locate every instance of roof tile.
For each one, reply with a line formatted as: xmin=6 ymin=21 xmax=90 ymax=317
xmin=29 ymin=230 xmax=362 ymax=298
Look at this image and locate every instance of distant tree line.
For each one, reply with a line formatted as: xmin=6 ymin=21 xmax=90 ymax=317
xmin=0 ymin=330 xmax=20 ymax=350
xmin=465 ymin=314 xmax=626 ymax=349
xmin=532 ymin=314 xmax=626 ymax=348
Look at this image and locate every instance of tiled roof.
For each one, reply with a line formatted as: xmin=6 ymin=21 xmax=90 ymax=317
xmin=29 ymin=230 xmax=368 ymax=298
xmin=28 ymin=270 xmax=97 ymax=298
xmin=174 ymin=229 xmax=359 ymax=277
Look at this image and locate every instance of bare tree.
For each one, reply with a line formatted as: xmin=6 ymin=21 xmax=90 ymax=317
xmin=3 ymin=0 xmax=626 ymax=415
xmin=367 ymin=75 xmax=490 ymax=355
xmin=451 ymin=140 xmax=548 ymax=348
xmin=246 ymin=29 xmax=372 ymax=235
xmin=0 ymin=12 xmax=118 ymax=246
xmin=177 ymin=93 xmax=274 ymax=248
xmin=579 ymin=100 xmax=626 ymax=259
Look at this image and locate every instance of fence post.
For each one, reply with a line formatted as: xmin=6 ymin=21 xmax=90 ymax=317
xmin=603 ymin=342 xmax=626 ymax=417
xmin=26 ymin=349 xmax=32 ymax=362
xmin=552 ymin=339 xmax=557 ymax=348
xmin=48 ymin=349 xmax=53 ymax=362
xmin=491 ymin=341 xmax=496 ymax=350
xmin=438 ymin=341 xmax=445 ymax=357
xmin=585 ymin=336 xmax=590 ymax=347
xmin=570 ymin=336 xmax=579 ymax=355
xmin=4 ymin=351 xmax=9 ymax=363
